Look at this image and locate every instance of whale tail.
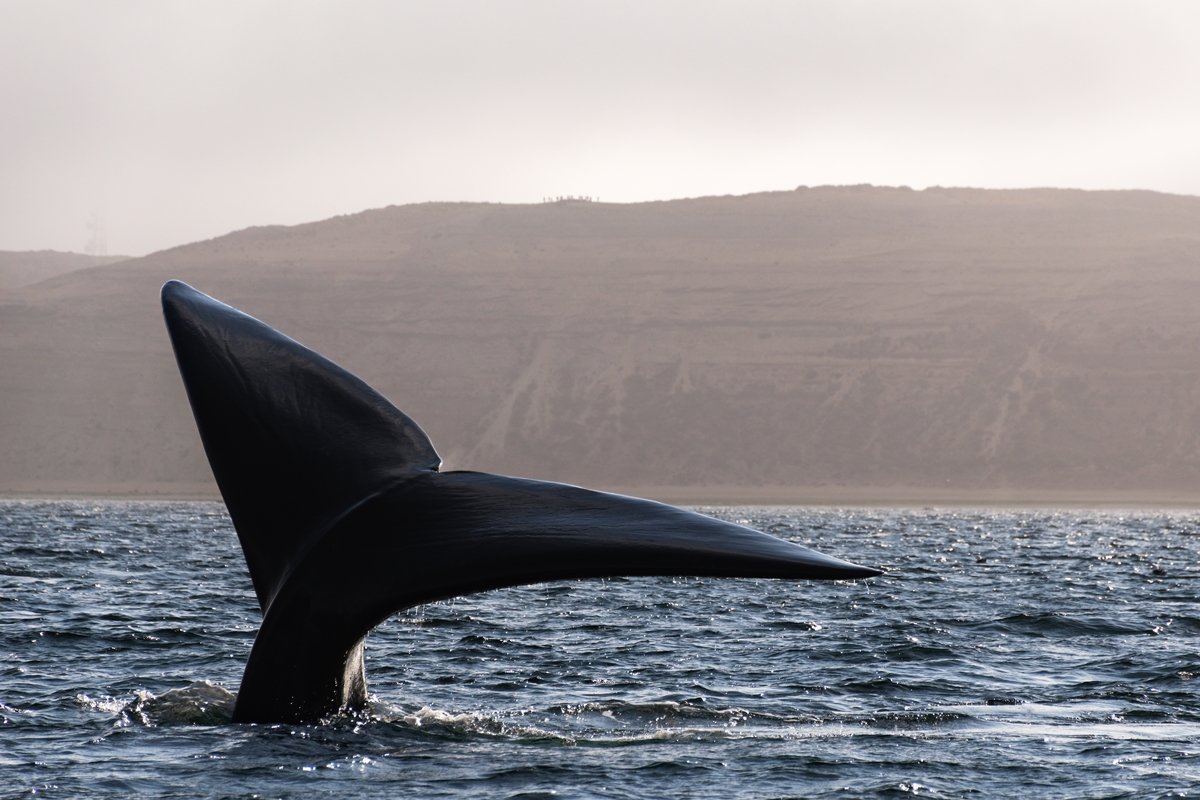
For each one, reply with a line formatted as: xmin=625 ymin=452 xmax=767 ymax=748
xmin=161 ymin=280 xmax=880 ymax=723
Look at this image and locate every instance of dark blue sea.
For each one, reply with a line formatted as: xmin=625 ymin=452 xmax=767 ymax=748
xmin=3 ymin=500 xmax=1199 ymax=798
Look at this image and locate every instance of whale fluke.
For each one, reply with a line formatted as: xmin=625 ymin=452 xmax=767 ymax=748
xmin=161 ymin=280 xmax=880 ymax=723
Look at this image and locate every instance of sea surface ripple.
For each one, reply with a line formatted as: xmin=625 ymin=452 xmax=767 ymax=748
xmin=3 ymin=501 xmax=1200 ymax=798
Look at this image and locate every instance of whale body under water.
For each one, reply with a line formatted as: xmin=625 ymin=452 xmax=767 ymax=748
xmin=160 ymin=280 xmax=881 ymax=724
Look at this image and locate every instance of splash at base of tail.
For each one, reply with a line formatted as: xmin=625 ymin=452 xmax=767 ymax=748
xmin=160 ymin=280 xmax=880 ymax=724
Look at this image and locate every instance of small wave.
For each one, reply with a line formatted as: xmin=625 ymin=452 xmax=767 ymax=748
xmin=860 ymin=710 xmax=975 ymax=728
xmin=385 ymin=705 xmax=743 ymax=746
xmin=75 ymin=693 xmax=128 ymax=716
xmin=378 ymin=704 xmax=578 ymax=743
xmin=970 ymin=612 xmax=1150 ymax=637
xmin=0 ymin=567 xmax=66 ymax=579
xmin=545 ymin=698 xmax=813 ymax=727
xmin=369 ymin=698 xmax=842 ymax=746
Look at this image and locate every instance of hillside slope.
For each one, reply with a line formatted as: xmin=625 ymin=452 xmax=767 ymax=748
xmin=4 ymin=186 xmax=1200 ymax=501
xmin=0 ymin=251 xmax=128 ymax=293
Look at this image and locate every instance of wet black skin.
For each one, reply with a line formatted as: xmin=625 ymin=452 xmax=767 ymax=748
xmin=161 ymin=280 xmax=881 ymax=724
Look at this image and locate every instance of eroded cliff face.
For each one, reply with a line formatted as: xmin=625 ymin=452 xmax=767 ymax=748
xmin=4 ymin=186 xmax=1200 ymax=498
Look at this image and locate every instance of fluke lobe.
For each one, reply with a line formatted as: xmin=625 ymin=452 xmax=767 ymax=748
xmin=160 ymin=280 xmax=881 ymax=724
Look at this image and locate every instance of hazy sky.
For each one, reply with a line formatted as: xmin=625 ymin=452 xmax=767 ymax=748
xmin=3 ymin=0 xmax=1198 ymax=256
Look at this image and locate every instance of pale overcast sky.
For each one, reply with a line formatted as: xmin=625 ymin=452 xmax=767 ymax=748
xmin=2 ymin=0 xmax=1198 ymax=256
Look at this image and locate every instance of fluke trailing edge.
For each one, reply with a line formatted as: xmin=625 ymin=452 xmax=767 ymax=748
xmin=160 ymin=280 xmax=881 ymax=724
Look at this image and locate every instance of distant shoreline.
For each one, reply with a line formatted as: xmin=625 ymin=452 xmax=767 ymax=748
xmin=4 ymin=482 xmax=1200 ymax=509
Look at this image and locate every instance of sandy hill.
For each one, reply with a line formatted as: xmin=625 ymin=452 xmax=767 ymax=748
xmin=4 ymin=186 xmax=1200 ymax=503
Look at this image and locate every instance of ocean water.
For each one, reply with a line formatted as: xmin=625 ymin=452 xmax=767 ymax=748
xmin=2 ymin=500 xmax=1199 ymax=798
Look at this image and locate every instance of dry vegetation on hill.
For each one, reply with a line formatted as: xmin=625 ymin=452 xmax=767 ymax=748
xmin=4 ymin=186 xmax=1200 ymax=503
